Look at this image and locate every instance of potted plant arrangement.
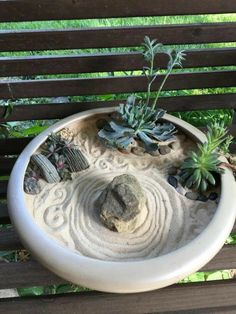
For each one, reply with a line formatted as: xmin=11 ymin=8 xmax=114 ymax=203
xmin=8 ymin=37 xmax=236 ymax=293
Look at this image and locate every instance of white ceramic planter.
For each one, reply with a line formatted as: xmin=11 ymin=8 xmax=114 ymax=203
xmin=8 ymin=108 xmax=236 ymax=293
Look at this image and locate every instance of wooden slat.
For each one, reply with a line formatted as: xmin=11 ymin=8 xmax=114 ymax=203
xmin=0 ymin=229 xmax=21 ymax=250
xmin=0 ymin=181 xmax=8 ymax=198
xmin=1 ymin=94 xmax=236 ymax=124
xmin=0 ymin=138 xmax=31 ymax=155
xmin=1 ymin=280 xmax=236 ymax=313
xmin=1 ymin=0 xmax=236 ymax=22
xmin=1 ymin=23 xmax=236 ymax=52
xmin=1 ymin=48 xmax=236 ymax=77
xmin=1 ymin=71 xmax=236 ymax=100
xmin=0 ymin=157 xmax=16 ymax=175
xmin=0 ymin=204 xmax=10 ymax=224
xmin=0 ymin=244 xmax=236 ymax=289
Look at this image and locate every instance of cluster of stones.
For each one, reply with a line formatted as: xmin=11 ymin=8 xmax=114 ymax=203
xmin=167 ymin=166 xmax=219 ymax=203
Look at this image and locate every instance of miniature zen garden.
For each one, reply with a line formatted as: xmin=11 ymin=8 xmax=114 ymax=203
xmin=23 ymin=37 xmax=236 ymax=262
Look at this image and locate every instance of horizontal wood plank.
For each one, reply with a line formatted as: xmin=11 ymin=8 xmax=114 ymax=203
xmin=1 ymin=23 xmax=236 ymax=52
xmin=0 ymin=244 xmax=236 ymax=289
xmin=0 ymin=157 xmax=16 ymax=175
xmin=1 ymin=48 xmax=236 ymax=77
xmin=1 ymin=0 xmax=236 ymax=22
xmin=1 ymin=280 xmax=236 ymax=313
xmin=0 ymin=181 xmax=8 ymax=199
xmin=1 ymin=71 xmax=236 ymax=99
xmin=0 ymin=138 xmax=31 ymax=155
xmin=1 ymin=94 xmax=236 ymax=124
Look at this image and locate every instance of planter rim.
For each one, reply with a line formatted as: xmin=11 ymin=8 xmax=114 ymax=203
xmin=7 ymin=107 xmax=236 ymax=293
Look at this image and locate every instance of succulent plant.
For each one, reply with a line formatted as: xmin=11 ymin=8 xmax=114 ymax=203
xmin=99 ymin=96 xmax=176 ymax=151
xmin=42 ymin=131 xmax=90 ymax=179
xmin=180 ymin=122 xmax=229 ymax=192
xmin=98 ymin=36 xmax=185 ymax=152
xmin=24 ymin=165 xmax=41 ymax=194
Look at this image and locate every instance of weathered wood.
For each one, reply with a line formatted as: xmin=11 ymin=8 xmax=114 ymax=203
xmin=0 ymin=138 xmax=31 ymax=155
xmin=0 ymin=203 xmax=10 ymax=224
xmin=0 ymin=229 xmax=21 ymax=250
xmin=1 ymin=71 xmax=236 ymax=100
xmin=0 ymin=244 xmax=236 ymax=289
xmin=1 ymin=23 xmax=236 ymax=52
xmin=1 ymin=49 xmax=236 ymax=77
xmin=1 ymin=280 xmax=236 ymax=313
xmin=1 ymin=0 xmax=236 ymax=22
xmin=0 ymin=157 xmax=16 ymax=175
xmin=1 ymin=94 xmax=236 ymax=124
xmin=0 ymin=181 xmax=8 ymax=198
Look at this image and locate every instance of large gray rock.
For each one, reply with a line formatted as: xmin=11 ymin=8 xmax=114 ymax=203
xmin=97 ymin=174 xmax=146 ymax=233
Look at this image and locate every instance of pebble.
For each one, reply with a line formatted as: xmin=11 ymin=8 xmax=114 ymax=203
xmin=185 ymin=192 xmax=199 ymax=201
xmin=168 ymin=176 xmax=178 ymax=189
xmin=148 ymin=149 xmax=160 ymax=156
xmin=176 ymin=185 xmax=186 ymax=196
xmin=208 ymin=192 xmax=218 ymax=201
xmin=131 ymin=147 xmax=145 ymax=156
xmin=197 ymin=194 xmax=208 ymax=202
xmin=118 ymin=148 xmax=130 ymax=154
xmin=159 ymin=145 xmax=171 ymax=155
xmin=168 ymin=166 xmax=178 ymax=176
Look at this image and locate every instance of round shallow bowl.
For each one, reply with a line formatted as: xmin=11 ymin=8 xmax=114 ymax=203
xmin=8 ymin=108 xmax=236 ymax=293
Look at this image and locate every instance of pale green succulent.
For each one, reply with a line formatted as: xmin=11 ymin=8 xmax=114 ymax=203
xmin=98 ymin=36 xmax=185 ymax=151
xmin=180 ymin=122 xmax=228 ymax=192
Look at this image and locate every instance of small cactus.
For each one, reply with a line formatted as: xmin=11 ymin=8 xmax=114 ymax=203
xmin=31 ymin=154 xmax=61 ymax=183
xmin=63 ymin=147 xmax=89 ymax=172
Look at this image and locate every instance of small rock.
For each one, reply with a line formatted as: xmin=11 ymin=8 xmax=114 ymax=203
xmin=168 ymin=176 xmax=178 ymax=189
xmin=185 ymin=192 xmax=199 ymax=201
xmin=131 ymin=147 xmax=145 ymax=156
xmin=96 ymin=119 xmax=107 ymax=130
xmin=197 ymin=194 xmax=208 ymax=202
xmin=176 ymin=185 xmax=186 ymax=196
xmin=159 ymin=145 xmax=171 ymax=155
xmin=24 ymin=177 xmax=41 ymax=195
xmin=118 ymin=147 xmax=131 ymax=154
xmin=97 ymin=174 xmax=146 ymax=233
xmin=168 ymin=166 xmax=178 ymax=176
xmin=208 ymin=192 xmax=218 ymax=201
xmin=148 ymin=149 xmax=160 ymax=156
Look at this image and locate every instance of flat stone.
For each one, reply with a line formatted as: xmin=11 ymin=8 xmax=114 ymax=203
xmin=131 ymin=147 xmax=145 ymax=156
xmin=185 ymin=192 xmax=199 ymax=201
xmin=168 ymin=166 xmax=178 ymax=176
xmin=208 ymin=192 xmax=218 ymax=201
xmin=197 ymin=194 xmax=208 ymax=202
xmin=168 ymin=176 xmax=178 ymax=189
xmin=148 ymin=149 xmax=160 ymax=156
xmin=176 ymin=185 xmax=186 ymax=196
xmin=159 ymin=145 xmax=171 ymax=155
xmin=97 ymin=174 xmax=146 ymax=233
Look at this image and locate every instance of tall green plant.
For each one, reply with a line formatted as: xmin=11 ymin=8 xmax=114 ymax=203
xmin=98 ymin=36 xmax=185 ymax=151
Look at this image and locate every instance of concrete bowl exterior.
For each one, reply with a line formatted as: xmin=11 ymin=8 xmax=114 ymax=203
xmin=7 ymin=108 xmax=236 ymax=293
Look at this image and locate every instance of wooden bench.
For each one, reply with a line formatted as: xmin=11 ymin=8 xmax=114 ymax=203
xmin=1 ymin=1 xmax=236 ymax=312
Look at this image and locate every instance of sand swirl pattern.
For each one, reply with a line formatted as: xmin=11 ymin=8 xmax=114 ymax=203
xmin=25 ymin=118 xmax=217 ymax=261
xmin=26 ymin=168 xmax=215 ymax=261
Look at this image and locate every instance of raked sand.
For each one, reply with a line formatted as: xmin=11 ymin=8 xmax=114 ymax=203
xmin=25 ymin=115 xmax=217 ymax=261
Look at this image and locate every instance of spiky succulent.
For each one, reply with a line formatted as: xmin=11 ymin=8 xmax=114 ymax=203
xmin=98 ymin=36 xmax=185 ymax=151
xmin=180 ymin=122 xmax=228 ymax=192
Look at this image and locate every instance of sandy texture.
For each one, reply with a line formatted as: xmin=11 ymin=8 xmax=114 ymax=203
xmin=25 ymin=115 xmax=217 ymax=261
